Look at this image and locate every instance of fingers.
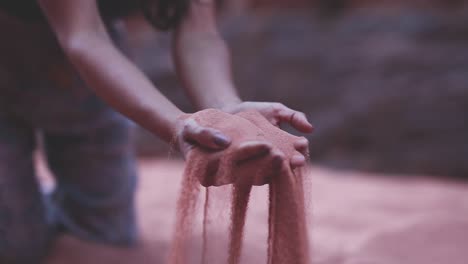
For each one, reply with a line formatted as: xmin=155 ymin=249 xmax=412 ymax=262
xmin=271 ymin=150 xmax=285 ymax=171
xmin=290 ymin=154 xmax=306 ymax=169
xmin=252 ymin=150 xmax=286 ymax=186
xmin=182 ymin=119 xmax=231 ymax=150
xmin=200 ymin=152 xmax=234 ymax=187
xmin=199 ymin=153 xmax=222 ymax=187
xmin=233 ymin=141 xmax=272 ymax=164
xmin=232 ymin=140 xmax=309 ymax=184
xmin=274 ymin=104 xmax=314 ymax=133
xmin=294 ymin=137 xmax=309 ymax=155
xmin=198 ymin=151 xmax=235 ymax=187
xmin=291 ymin=137 xmax=310 ymax=169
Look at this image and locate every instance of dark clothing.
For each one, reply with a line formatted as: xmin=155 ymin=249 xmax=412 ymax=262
xmin=0 ymin=10 xmax=138 ymax=264
xmin=0 ymin=0 xmax=141 ymax=22
xmin=0 ymin=0 xmax=44 ymax=21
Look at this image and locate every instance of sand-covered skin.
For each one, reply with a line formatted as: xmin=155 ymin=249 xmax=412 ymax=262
xmin=41 ymin=159 xmax=468 ymax=264
xmin=169 ymin=110 xmax=309 ymax=264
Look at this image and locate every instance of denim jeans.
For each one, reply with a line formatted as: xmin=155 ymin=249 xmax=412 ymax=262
xmin=0 ymin=13 xmax=138 ymax=263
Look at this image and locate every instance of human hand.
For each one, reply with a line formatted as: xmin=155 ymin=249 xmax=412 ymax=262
xmin=222 ymin=102 xmax=314 ymax=133
xmin=175 ymin=113 xmax=275 ymax=160
xmin=175 ymin=111 xmax=307 ymax=172
xmin=222 ymin=102 xmax=313 ymax=168
xmin=175 ymin=114 xmax=231 ymax=158
xmin=178 ymin=109 xmax=311 ymax=187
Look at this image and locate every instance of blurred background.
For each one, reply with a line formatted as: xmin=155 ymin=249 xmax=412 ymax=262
xmin=123 ymin=0 xmax=468 ymax=180
xmin=41 ymin=1 xmax=468 ymax=263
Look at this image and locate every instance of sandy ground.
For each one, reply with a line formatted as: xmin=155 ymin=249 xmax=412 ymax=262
xmin=40 ymin=158 xmax=468 ymax=264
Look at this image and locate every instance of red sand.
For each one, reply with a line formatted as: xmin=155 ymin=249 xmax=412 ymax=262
xmin=40 ymin=160 xmax=468 ymax=264
xmin=169 ymin=109 xmax=309 ymax=264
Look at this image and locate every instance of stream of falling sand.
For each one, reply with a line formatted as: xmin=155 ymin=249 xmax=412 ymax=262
xmin=168 ymin=109 xmax=310 ymax=264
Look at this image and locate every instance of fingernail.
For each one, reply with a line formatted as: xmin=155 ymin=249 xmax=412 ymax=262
xmin=214 ymin=134 xmax=230 ymax=146
xmin=292 ymin=155 xmax=306 ymax=165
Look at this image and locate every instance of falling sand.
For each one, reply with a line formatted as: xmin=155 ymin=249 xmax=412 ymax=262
xmin=169 ymin=109 xmax=310 ymax=264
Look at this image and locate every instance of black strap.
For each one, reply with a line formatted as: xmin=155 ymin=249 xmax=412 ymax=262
xmin=0 ymin=0 xmax=141 ymax=22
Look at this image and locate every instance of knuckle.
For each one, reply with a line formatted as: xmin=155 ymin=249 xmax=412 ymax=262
xmin=181 ymin=124 xmax=192 ymax=140
xmin=182 ymin=119 xmax=197 ymax=134
xmin=182 ymin=122 xmax=191 ymax=133
xmin=272 ymin=103 xmax=284 ymax=112
xmin=199 ymin=128 xmax=212 ymax=139
xmin=272 ymin=150 xmax=285 ymax=160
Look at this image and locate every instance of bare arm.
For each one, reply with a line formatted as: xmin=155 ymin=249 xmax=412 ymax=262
xmin=38 ymin=0 xmax=184 ymax=142
xmin=173 ymin=0 xmax=313 ymax=173
xmin=38 ymin=0 xmax=312 ymax=183
xmin=173 ymin=0 xmax=241 ymax=110
xmin=173 ymin=1 xmax=313 ymax=134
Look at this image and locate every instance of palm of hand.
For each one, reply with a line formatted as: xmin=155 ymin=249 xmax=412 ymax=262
xmin=185 ymin=109 xmax=308 ymax=187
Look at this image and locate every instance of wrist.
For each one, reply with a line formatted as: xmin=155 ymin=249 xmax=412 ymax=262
xmin=142 ymin=108 xmax=187 ymax=144
xmin=218 ymin=98 xmax=242 ymax=112
xmin=170 ymin=112 xmax=190 ymax=140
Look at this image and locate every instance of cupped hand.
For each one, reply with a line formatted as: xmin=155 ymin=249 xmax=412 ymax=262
xmin=177 ymin=101 xmax=314 ymax=164
xmin=176 ymin=108 xmax=312 ymax=187
xmin=175 ymin=114 xmax=280 ymax=187
xmin=222 ymin=102 xmax=314 ymax=133
xmin=222 ymin=101 xmax=313 ymax=168
xmin=175 ymin=114 xmax=232 ymax=158
xmin=176 ymin=114 xmax=278 ymax=162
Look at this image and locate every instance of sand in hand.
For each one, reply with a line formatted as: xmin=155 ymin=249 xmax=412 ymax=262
xmin=169 ymin=109 xmax=310 ymax=264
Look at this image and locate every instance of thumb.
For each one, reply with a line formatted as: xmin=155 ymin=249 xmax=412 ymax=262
xmin=182 ymin=119 xmax=231 ymax=150
xmin=274 ymin=104 xmax=313 ymax=133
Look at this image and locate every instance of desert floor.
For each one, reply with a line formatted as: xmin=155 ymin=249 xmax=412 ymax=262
xmin=40 ymin=158 xmax=468 ymax=264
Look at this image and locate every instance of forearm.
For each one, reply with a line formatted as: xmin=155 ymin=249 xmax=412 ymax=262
xmin=38 ymin=0 xmax=186 ymax=142
xmin=65 ymin=35 xmax=183 ymax=142
xmin=173 ymin=29 xmax=241 ymax=110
